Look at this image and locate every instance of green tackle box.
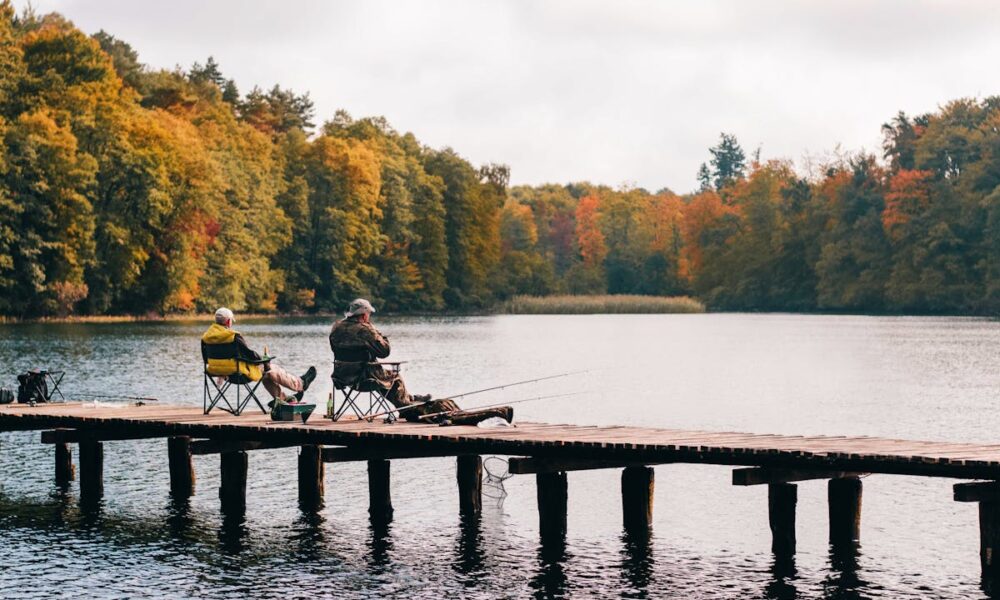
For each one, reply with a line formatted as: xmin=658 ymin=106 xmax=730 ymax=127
xmin=271 ymin=402 xmax=316 ymax=423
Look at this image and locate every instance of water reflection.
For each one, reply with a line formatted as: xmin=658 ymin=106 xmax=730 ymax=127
xmin=620 ymin=528 xmax=654 ymax=596
xmin=982 ymin=571 xmax=1000 ymax=598
xmin=219 ymin=512 xmax=249 ymax=555
xmin=291 ymin=512 xmax=326 ymax=561
xmin=367 ymin=517 xmax=394 ymax=573
xmin=77 ymin=495 xmax=104 ymax=527
xmin=165 ymin=496 xmax=196 ymax=541
xmin=453 ymin=513 xmax=485 ymax=578
xmin=530 ymin=530 xmax=569 ymax=599
xmin=823 ymin=543 xmax=866 ymax=599
xmin=765 ymin=555 xmax=798 ymax=600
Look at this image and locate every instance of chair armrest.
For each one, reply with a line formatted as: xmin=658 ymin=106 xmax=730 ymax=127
xmin=245 ymin=356 xmax=274 ymax=365
xmin=368 ymin=361 xmax=404 ymax=372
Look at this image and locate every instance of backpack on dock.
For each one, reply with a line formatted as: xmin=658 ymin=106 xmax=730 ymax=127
xmin=0 ymin=387 xmax=12 ymax=404
xmin=16 ymin=370 xmax=48 ymax=404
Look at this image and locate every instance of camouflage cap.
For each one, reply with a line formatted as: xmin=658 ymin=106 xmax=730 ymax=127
xmin=345 ymin=298 xmax=375 ymax=318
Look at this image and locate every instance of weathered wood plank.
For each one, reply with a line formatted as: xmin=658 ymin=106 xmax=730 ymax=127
xmin=509 ymin=457 xmax=658 ymax=474
xmin=321 ymin=446 xmax=457 ymax=462
xmin=54 ymin=441 xmax=74 ymax=485
xmin=167 ymin=436 xmax=195 ymax=498
xmin=457 ymin=455 xmax=482 ymax=516
xmin=769 ymin=483 xmax=797 ymax=555
xmin=298 ymin=445 xmax=324 ymax=511
xmin=956 ymin=481 xmax=1000 ymax=503
xmin=219 ymin=451 xmax=248 ymax=514
xmin=368 ymin=459 xmax=393 ymax=522
xmin=6 ymin=404 xmax=1000 ymax=481
xmin=733 ymin=468 xmax=864 ymax=486
xmin=829 ymin=476 xmax=862 ymax=544
xmin=537 ymin=471 xmax=568 ymax=538
xmin=621 ymin=466 xmax=654 ymax=532
xmin=79 ymin=440 xmax=103 ymax=502
xmin=190 ymin=439 xmax=302 ymax=455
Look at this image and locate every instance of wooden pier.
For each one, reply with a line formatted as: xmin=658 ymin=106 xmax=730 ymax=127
xmin=3 ymin=402 xmax=1000 ymax=576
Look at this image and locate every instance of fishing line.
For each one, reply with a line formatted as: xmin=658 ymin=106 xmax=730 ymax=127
xmin=443 ymin=370 xmax=589 ymax=400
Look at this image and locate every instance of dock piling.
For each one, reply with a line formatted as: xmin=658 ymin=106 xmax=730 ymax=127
xmin=828 ymin=476 xmax=862 ymax=545
xmin=621 ymin=466 xmax=654 ymax=532
xmin=219 ymin=451 xmax=248 ymax=514
xmin=457 ymin=455 xmax=483 ymax=516
xmin=537 ymin=471 xmax=568 ymax=539
xmin=79 ymin=440 xmax=103 ymax=502
xmin=768 ymin=483 xmax=797 ymax=555
xmin=981 ymin=502 xmax=1000 ymax=577
xmin=54 ymin=441 xmax=74 ymax=486
xmin=368 ymin=459 xmax=393 ymax=521
xmin=298 ymin=445 xmax=325 ymax=510
xmin=167 ymin=436 xmax=195 ymax=498
xmin=954 ymin=482 xmax=1000 ymax=577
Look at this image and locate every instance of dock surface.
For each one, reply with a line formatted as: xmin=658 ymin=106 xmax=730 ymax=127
xmin=2 ymin=402 xmax=1000 ymax=479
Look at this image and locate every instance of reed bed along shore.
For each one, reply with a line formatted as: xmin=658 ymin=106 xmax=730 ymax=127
xmin=502 ymin=294 xmax=705 ymax=314
xmin=1 ymin=296 xmax=705 ymax=323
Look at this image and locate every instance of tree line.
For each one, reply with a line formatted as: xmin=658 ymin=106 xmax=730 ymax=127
xmin=0 ymin=5 xmax=997 ymax=317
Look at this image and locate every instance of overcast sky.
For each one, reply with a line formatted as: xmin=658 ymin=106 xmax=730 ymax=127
xmin=15 ymin=0 xmax=1000 ymax=192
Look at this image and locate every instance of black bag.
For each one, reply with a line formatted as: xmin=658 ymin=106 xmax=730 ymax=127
xmin=16 ymin=371 xmax=48 ymax=404
xmin=0 ymin=387 xmax=13 ymax=404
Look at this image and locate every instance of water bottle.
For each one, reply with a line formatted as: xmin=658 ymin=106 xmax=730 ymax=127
xmin=326 ymin=392 xmax=334 ymax=418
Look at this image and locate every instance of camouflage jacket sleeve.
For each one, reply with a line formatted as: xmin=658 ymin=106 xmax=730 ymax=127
xmin=361 ymin=323 xmax=391 ymax=359
xmin=234 ymin=333 xmax=263 ymax=362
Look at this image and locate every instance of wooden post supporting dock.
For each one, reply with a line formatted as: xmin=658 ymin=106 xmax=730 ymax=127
xmin=54 ymin=442 xmax=74 ymax=486
xmin=621 ymin=466 xmax=654 ymax=532
xmin=167 ymin=436 xmax=195 ymax=499
xmin=219 ymin=451 xmax=248 ymax=514
xmin=298 ymin=445 xmax=324 ymax=510
xmin=78 ymin=440 xmax=103 ymax=502
xmin=980 ymin=502 xmax=1000 ymax=578
xmin=457 ymin=455 xmax=483 ymax=516
xmin=537 ymin=471 xmax=568 ymax=538
xmin=955 ymin=482 xmax=1000 ymax=577
xmin=828 ymin=476 xmax=862 ymax=545
xmin=768 ymin=483 xmax=797 ymax=556
xmin=368 ymin=459 xmax=393 ymax=521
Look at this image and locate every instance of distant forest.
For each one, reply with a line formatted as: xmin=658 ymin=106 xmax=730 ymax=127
xmin=0 ymin=4 xmax=998 ymax=318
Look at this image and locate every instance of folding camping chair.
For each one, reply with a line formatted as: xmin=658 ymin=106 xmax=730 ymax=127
xmin=331 ymin=362 xmax=403 ymax=423
xmin=202 ymin=349 xmax=272 ymax=416
xmin=16 ymin=369 xmax=65 ymax=403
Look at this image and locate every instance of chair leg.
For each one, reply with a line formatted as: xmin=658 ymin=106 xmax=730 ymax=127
xmin=247 ymin=381 xmax=268 ymax=415
xmin=205 ymin=375 xmax=232 ymax=415
xmin=333 ymin=388 xmax=366 ymax=421
xmin=368 ymin=392 xmax=395 ymax=423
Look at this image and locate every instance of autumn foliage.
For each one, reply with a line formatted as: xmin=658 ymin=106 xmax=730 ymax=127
xmin=1 ymin=5 xmax=999 ymax=317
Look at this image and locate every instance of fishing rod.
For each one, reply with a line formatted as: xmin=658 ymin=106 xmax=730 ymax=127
xmin=363 ymin=370 xmax=589 ymax=421
xmin=444 ymin=370 xmax=589 ymax=400
xmin=417 ymin=390 xmax=587 ymax=422
xmin=71 ymin=392 xmax=159 ymax=402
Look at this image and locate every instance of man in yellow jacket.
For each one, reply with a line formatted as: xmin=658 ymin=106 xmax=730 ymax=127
xmin=202 ymin=307 xmax=316 ymax=402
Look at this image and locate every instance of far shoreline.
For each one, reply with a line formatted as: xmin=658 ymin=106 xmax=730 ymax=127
xmin=2 ymin=306 xmax=996 ymax=325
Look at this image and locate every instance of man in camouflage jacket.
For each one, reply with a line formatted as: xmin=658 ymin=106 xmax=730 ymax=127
xmin=329 ymin=298 xmax=513 ymax=425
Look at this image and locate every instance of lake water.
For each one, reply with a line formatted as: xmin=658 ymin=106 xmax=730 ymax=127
xmin=0 ymin=314 xmax=998 ymax=599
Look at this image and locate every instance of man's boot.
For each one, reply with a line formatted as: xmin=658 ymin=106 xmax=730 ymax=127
xmin=294 ymin=366 xmax=317 ymax=401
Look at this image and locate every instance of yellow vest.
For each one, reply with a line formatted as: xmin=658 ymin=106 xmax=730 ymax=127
xmin=201 ymin=323 xmax=263 ymax=381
